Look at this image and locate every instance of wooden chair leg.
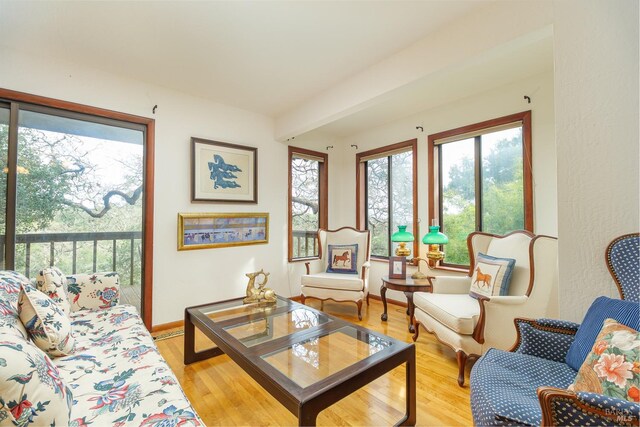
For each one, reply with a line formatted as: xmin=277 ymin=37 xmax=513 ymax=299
xmin=456 ymin=350 xmax=468 ymax=387
xmin=300 ymin=294 xmax=305 ymax=305
xmin=356 ymin=300 xmax=363 ymax=321
xmin=412 ymin=319 xmax=420 ymax=342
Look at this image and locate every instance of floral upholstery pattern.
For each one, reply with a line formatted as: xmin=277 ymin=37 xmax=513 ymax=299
xmin=35 ymin=267 xmax=71 ymax=316
xmin=18 ymin=284 xmax=75 ymax=357
xmin=57 ymin=304 xmax=202 ymax=426
xmin=0 ymin=333 xmax=74 ymax=426
xmin=66 ymin=272 xmax=120 ymax=312
xmin=570 ymin=318 xmax=640 ymax=401
xmin=0 ymin=269 xmax=202 ymax=427
xmin=0 ymin=271 xmax=31 ymax=340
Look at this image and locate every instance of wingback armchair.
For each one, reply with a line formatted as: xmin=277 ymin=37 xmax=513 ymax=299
xmin=412 ymin=230 xmax=558 ymax=386
xmin=300 ymin=227 xmax=371 ymax=320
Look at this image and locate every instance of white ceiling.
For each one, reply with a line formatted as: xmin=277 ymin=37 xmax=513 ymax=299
xmin=0 ymin=1 xmax=553 ymax=138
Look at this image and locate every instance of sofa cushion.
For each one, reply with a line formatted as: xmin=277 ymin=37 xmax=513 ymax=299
xmin=569 ymin=318 xmax=639 ymax=401
xmin=470 ymin=348 xmax=577 ymax=426
xmin=0 ymin=333 xmax=73 ymax=426
xmin=413 ymin=292 xmax=479 ymax=335
xmin=18 ymin=284 xmax=75 ymax=357
xmin=56 ymin=305 xmax=202 ymax=426
xmin=326 ymin=244 xmax=358 ymax=274
xmin=301 ymin=272 xmax=363 ymax=291
xmin=66 ymin=272 xmax=120 ymax=312
xmin=566 ymin=296 xmax=640 ymax=371
xmin=35 ymin=266 xmax=71 ymax=315
xmin=469 ymin=252 xmax=515 ymax=297
xmin=0 ymin=270 xmax=32 ymax=340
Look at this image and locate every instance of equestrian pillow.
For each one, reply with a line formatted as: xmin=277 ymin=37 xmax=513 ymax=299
xmin=326 ymin=244 xmax=358 ymax=274
xmin=469 ymin=252 xmax=515 ymax=298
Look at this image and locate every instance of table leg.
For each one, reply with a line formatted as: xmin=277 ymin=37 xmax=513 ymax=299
xmin=404 ymin=292 xmax=416 ymax=333
xmin=298 ymin=404 xmax=318 ymax=426
xmin=380 ymin=283 xmax=388 ymax=321
xmin=401 ymin=346 xmax=417 ymax=426
xmin=184 ymin=310 xmax=196 ymax=365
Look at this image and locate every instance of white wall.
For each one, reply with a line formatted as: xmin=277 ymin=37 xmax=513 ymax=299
xmin=553 ymin=0 xmax=639 ymax=321
xmin=328 ymin=71 xmax=557 ymax=305
xmin=0 ymin=47 xmax=291 ymax=327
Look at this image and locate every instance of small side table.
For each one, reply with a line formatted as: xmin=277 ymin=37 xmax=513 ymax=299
xmin=381 ymin=275 xmax=433 ymax=333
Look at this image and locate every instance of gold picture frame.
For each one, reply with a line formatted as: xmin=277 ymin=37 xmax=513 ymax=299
xmin=178 ymin=212 xmax=269 ymax=250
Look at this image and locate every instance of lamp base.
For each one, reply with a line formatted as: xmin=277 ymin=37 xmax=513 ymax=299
xmin=411 ymin=270 xmax=428 ymax=280
xmin=395 ymin=242 xmax=411 ymax=257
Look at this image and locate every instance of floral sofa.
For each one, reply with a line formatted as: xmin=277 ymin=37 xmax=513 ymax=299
xmin=0 ymin=269 xmax=202 ymax=427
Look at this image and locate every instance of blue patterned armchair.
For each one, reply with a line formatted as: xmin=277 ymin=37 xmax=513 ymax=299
xmin=470 ymin=234 xmax=640 ymax=425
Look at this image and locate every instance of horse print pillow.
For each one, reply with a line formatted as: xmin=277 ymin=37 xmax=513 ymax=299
xmin=326 ymin=244 xmax=358 ymax=274
xmin=469 ymin=252 xmax=515 ymax=298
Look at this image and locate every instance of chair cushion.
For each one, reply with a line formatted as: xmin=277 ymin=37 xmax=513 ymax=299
xmin=35 ymin=266 xmax=71 ymax=316
xmin=0 ymin=333 xmax=73 ymax=426
xmin=18 ymin=284 xmax=75 ymax=357
xmin=470 ymin=348 xmax=577 ymax=426
xmin=301 ymin=272 xmax=363 ymax=291
xmin=569 ymin=318 xmax=639 ymax=401
xmin=326 ymin=244 xmax=358 ymax=274
xmin=566 ymin=296 xmax=640 ymax=371
xmin=413 ymin=292 xmax=479 ymax=335
xmin=469 ymin=252 xmax=515 ymax=297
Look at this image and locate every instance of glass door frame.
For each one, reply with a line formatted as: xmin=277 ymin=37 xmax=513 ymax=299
xmin=0 ymin=88 xmax=155 ymax=328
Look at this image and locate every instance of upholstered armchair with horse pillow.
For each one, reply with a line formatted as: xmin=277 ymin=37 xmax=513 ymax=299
xmin=412 ymin=230 xmax=558 ymax=386
xmin=300 ymin=227 xmax=371 ymax=320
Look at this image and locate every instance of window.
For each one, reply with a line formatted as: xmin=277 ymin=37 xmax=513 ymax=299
xmin=356 ymin=140 xmax=418 ymax=259
xmin=288 ymin=146 xmax=327 ymax=261
xmin=429 ymin=111 xmax=533 ymax=267
xmin=0 ymin=89 xmax=154 ymax=327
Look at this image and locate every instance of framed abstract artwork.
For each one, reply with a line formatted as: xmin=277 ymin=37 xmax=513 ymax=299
xmin=191 ymin=137 xmax=257 ymax=203
xmin=177 ymin=212 xmax=269 ymax=250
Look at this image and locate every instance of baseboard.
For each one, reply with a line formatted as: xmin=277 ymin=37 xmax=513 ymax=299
xmin=368 ymin=294 xmax=407 ymax=308
xmin=151 ymin=319 xmax=184 ymax=333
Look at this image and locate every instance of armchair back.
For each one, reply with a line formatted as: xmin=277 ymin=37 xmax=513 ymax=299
xmin=606 ymin=233 xmax=640 ymax=302
xmin=319 ymin=227 xmax=371 ymax=274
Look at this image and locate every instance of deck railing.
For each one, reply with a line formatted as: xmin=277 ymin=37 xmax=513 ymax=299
xmin=292 ymin=230 xmax=318 ymax=259
xmin=0 ymin=231 xmax=142 ymax=284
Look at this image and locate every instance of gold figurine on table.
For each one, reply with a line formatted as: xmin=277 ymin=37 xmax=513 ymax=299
xmin=243 ymin=269 xmax=276 ymax=304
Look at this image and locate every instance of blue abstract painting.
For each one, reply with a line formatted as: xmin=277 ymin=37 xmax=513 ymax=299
xmin=208 ymin=154 xmax=242 ymax=189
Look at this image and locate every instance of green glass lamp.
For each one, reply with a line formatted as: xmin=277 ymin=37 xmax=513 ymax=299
xmin=391 ymin=225 xmax=414 ymax=257
xmin=422 ymin=222 xmax=449 ymax=267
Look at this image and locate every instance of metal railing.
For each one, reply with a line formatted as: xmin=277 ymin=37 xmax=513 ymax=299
xmin=0 ymin=231 xmax=142 ymax=283
xmin=292 ymin=230 xmax=318 ymax=259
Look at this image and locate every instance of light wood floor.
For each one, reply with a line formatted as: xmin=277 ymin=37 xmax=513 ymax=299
xmin=155 ymin=298 xmax=474 ymax=426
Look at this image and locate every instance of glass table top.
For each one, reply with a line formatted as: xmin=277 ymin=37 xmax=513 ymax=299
xmin=197 ymin=297 xmax=288 ymax=323
xmin=261 ymin=325 xmax=393 ymax=388
xmin=223 ymin=307 xmax=331 ymax=348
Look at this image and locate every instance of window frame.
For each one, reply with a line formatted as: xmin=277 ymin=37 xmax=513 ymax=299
xmin=356 ymin=139 xmax=418 ymax=261
xmin=428 ymin=110 xmax=533 ymax=269
xmin=287 ymin=146 xmax=328 ymax=262
xmin=0 ymin=87 xmax=155 ymax=328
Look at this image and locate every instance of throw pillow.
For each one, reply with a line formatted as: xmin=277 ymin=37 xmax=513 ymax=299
xmin=569 ymin=318 xmax=640 ymax=402
xmin=35 ymin=266 xmax=71 ymax=316
xmin=0 ymin=271 xmax=31 ymax=340
xmin=66 ymin=272 xmax=120 ymax=312
xmin=469 ymin=252 xmax=516 ymax=298
xmin=0 ymin=333 xmax=73 ymax=426
xmin=326 ymin=244 xmax=358 ymax=274
xmin=18 ymin=284 xmax=75 ymax=357
xmin=566 ymin=296 xmax=640 ymax=371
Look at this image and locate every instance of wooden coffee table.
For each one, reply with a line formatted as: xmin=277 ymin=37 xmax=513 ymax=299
xmin=381 ymin=276 xmax=433 ymax=333
xmin=184 ymin=296 xmax=416 ymax=426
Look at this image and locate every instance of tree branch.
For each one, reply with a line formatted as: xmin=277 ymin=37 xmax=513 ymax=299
xmin=292 ymin=197 xmax=318 ymax=214
xmin=63 ymin=185 xmax=143 ymax=218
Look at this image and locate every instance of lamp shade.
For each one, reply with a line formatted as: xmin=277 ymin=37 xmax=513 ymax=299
xmin=422 ymin=225 xmax=448 ymax=245
xmin=391 ymin=225 xmax=414 ymax=242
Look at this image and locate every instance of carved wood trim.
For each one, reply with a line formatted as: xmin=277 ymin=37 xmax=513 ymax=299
xmin=605 ymin=233 xmax=640 ymax=300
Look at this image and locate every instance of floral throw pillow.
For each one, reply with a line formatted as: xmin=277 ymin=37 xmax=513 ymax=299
xmin=0 ymin=333 xmax=73 ymax=426
xmin=569 ymin=318 xmax=640 ymax=402
xmin=18 ymin=284 xmax=75 ymax=357
xmin=469 ymin=252 xmax=516 ymax=298
xmin=66 ymin=272 xmax=120 ymax=312
xmin=326 ymin=244 xmax=358 ymax=274
xmin=35 ymin=266 xmax=71 ymax=316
